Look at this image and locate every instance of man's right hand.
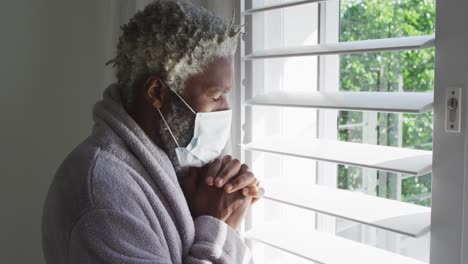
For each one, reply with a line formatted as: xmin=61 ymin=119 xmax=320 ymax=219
xmin=182 ymin=161 xmax=253 ymax=230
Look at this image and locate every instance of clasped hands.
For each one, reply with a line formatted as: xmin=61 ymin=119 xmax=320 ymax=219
xmin=182 ymin=155 xmax=264 ymax=230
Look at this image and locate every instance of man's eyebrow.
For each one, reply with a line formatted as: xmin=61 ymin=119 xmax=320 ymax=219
xmin=206 ymin=85 xmax=230 ymax=94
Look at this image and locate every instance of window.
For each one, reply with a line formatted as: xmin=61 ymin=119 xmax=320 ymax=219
xmin=238 ymin=0 xmax=436 ymax=263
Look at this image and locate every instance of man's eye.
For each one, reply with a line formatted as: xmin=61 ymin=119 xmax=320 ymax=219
xmin=210 ymin=97 xmax=220 ymax=102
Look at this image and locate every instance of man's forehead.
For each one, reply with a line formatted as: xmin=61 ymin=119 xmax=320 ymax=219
xmin=200 ymin=58 xmax=233 ymax=92
xmin=203 ymin=74 xmax=233 ymax=92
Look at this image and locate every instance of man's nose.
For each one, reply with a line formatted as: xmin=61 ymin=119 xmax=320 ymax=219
xmin=218 ymin=98 xmax=230 ymax=111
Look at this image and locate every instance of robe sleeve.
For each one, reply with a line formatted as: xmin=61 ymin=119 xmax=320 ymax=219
xmin=68 ymin=209 xmax=252 ymax=264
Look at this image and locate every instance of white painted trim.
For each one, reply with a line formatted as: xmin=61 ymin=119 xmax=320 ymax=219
xmin=243 ymin=0 xmax=325 ymax=15
xmin=431 ymin=1 xmax=468 ymax=263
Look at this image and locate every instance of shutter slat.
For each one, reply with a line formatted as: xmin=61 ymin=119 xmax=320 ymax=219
xmin=246 ymin=91 xmax=433 ymax=113
xmin=243 ymin=137 xmax=432 ymax=175
xmin=245 ymin=35 xmax=435 ymax=60
xmin=243 ymin=0 xmax=325 ymax=15
xmin=262 ymin=180 xmax=430 ymax=237
xmin=246 ymin=222 xmax=427 ymax=264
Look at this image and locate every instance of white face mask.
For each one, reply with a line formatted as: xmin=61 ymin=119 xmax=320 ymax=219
xmin=157 ymin=89 xmax=232 ymax=168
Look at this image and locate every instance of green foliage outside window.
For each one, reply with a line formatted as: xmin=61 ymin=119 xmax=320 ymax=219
xmin=338 ymin=0 xmax=435 ymax=206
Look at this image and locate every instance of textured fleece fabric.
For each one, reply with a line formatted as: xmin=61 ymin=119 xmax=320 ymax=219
xmin=42 ymin=84 xmax=252 ymax=264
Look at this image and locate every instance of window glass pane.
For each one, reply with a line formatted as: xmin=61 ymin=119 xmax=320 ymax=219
xmin=402 ymin=173 xmax=432 ymax=206
xmin=249 ymin=1 xmax=319 ymax=186
xmin=338 ymin=0 xmax=435 ymax=200
xmin=247 ymin=4 xmax=320 ymax=259
xmin=250 ymin=241 xmax=318 ymax=264
xmin=251 ymin=1 xmax=319 ymax=50
xmin=340 ymin=0 xmax=435 ymax=41
xmin=336 ymin=218 xmax=431 ymax=262
xmin=254 ymin=57 xmax=318 ymax=94
xmin=251 ymin=108 xmax=317 ymax=184
xmin=251 ymin=58 xmax=318 ymax=184
xmin=250 ymin=198 xmax=317 ymax=264
xmin=250 ymin=242 xmax=282 ymax=264
xmin=337 ymin=0 xmax=435 ymax=261
xmin=338 ymin=165 xmax=363 ymax=190
xmin=402 ymin=113 xmax=433 ymax=151
xmin=340 ymin=50 xmax=435 ymax=93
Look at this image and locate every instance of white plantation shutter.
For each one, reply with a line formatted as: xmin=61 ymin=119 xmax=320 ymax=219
xmin=244 ymin=35 xmax=435 ymax=59
xmin=243 ymin=137 xmax=432 ymax=176
xmin=245 ymin=91 xmax=434 ymax=113
xmin=237 ymin=0 xmax=435 ymax=263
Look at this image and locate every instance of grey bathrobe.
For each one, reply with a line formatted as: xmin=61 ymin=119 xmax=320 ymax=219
xmin=42 ymin=85 xmax=252 ymax=264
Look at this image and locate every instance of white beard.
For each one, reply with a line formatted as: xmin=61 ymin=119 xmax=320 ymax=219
xmin=157 ymin=92 xmax=195 ymax=181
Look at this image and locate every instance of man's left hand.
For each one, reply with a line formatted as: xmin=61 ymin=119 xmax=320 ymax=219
xmin=204 ymin=155 xmax=264 ymax=204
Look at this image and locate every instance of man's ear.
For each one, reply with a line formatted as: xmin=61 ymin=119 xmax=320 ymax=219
xmin=143 ymin=76 xmax=169 ymax=109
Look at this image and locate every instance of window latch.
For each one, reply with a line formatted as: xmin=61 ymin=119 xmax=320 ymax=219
xmin=446 ymin=87 xmax=461 ymax=133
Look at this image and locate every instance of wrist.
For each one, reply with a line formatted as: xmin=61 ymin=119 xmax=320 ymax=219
xmin=206 ymin=209 xmax=230 ymax=222
xmin=225 ymin=217 xmax=241 ymax=230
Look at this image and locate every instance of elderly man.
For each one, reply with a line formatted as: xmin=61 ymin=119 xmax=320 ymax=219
xmin=41 ymin=1 xmax=263 ymax=263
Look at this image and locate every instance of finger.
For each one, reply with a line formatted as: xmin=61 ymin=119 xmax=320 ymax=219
xmin=242 ymin=186 xmax=265 ymax=199
xmin=214 ymin=155 xmax=232 ymax=186
xmin=223 ymin=172 xmax=255 ymax=193
xmin=222 ymin=163 xmax=250 ymax=192
xmin=214 ymin=159 xmax=241 ymax=187
xmin=236 ymin=177 xmax=258 ymax=191
xmin=247 ymin=177 xmax=258 ymax=188
xmin=221 ymin=155 xmax=232 ymax=166
xmin=251 ymin=197 xmax=260 ymax=205
xmin=205 ymin=158 xmax=222 ymax=186
xmin=238 ymin=163 xmax=249 ymax=174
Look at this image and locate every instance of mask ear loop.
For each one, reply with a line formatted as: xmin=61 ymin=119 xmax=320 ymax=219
xmin=156 ymin=107 xmax=181 ymax=149
xmin=170 ymin=89 xmax=196 ymax=115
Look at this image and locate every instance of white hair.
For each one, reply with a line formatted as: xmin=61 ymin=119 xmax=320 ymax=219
xmin=107 ymin=0 xmax=241 ymax=108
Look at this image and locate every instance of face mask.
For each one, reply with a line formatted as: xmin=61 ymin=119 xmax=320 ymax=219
xmin=157 ymin=88 xmax=232 ymax=168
